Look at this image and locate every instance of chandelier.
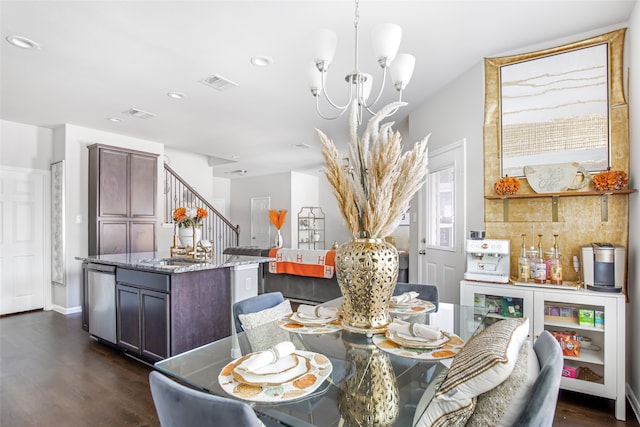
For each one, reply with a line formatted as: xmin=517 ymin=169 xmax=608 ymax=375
xmin=308 ymin=0 xmax=415 ymax=123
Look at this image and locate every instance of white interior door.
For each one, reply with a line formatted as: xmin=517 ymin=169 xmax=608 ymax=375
xmin=0 ymin=168 xmax=47 ymax=315
xmin=250 ymin=197 xmax=271 ymax=248
xmin=419 ymin=140 xmax=466 ymax=304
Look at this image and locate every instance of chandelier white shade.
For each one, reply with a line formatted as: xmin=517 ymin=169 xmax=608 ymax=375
xmin=309 ymin=1 xmax=415 ymax=122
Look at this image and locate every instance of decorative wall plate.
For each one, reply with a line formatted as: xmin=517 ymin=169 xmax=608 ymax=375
xmin=524 ymin=162 xmax=590 ymax=193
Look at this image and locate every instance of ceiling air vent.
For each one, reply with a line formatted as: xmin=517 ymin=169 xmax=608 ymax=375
xmin=199 ymin=74 xmax=239 ymax=91
xmin=122 ymin=108 xmax=156 ymax=119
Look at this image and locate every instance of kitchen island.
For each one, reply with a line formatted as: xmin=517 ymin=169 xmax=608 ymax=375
xmin=76 ymin=252 xmax=271 ymax=362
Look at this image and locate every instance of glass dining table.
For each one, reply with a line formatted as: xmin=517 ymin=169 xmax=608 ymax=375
xmin=154 ymin=301 xmax=490 ymax=427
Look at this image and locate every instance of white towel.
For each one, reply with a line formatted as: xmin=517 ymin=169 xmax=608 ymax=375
xmin=387 ymin=319 xmax=441 ymax=341
xmin=297 ymin=304 xmax=339 ymax=319
xmin=235 ymin=341 xmax=296 ymax=373
xmin=390 ymin=291 xmax=420 ymax=305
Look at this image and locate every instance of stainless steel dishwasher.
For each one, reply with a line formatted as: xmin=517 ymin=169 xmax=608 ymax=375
xmin=86 ymin=263 xmax=117 ymax=344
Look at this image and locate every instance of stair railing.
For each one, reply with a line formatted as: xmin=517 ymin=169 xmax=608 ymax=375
xmin=164 ymin=164 xmax=239 ymax=264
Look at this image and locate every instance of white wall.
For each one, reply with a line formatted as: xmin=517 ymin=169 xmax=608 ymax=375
xmin=1 ymin=120 xmax=53 ymax=169
xmin=230 ymin=172 xmax=292 ymax=247
xmin=407 ymin=61 xmax=485 ymax=288
xmin=291 ymin=171 xmax=319 ymax=246
xmin=627 ymin=1 xmax=640 ymax=419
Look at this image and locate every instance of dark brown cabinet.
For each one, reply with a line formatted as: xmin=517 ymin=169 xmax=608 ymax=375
xmin=112 ymin=266 xmax=231 ymax=362
xmin=116 ymin=283 xmax=169 ymax=362
xmin=88 ymin=144 xmax=158 ymax=255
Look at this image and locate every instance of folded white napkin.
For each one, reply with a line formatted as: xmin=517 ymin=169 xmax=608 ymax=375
xmin=390 ymin=291 xmax=420 ymax=305
xmin=297 ymin=304 xmax=339 ymax=319
xmin=387 ymin=319 xmax=441 ymax=341
xmin=236 ymin=341 xmax=296 ymax=373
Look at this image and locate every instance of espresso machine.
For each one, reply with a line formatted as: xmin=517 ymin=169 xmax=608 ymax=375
xmin=464 ymin=239 xmax=511 ymax=283
xmin=581 ymin=243 xmax=625 ymax=293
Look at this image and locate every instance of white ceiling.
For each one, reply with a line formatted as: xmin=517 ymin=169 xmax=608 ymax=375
xmin=1 ymin=0 xmax=636 ymax=178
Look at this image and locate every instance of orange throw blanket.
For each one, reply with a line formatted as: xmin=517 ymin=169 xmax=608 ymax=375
xmin=268 ymin=248 xmax=336 ymax=279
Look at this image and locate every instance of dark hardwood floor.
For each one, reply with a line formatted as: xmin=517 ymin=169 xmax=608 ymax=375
xmin=0 ymin=310 xmax=637 ymax=426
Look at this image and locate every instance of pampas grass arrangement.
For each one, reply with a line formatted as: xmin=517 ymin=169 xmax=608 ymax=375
xmin=318 ymin=101 xmax=429 ymax=238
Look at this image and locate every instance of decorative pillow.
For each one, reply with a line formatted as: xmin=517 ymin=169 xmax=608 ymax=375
xmin=415 ymin=318 xmax=529 ymax=427
xmin=238 ymin=299 xmax=292 ymax=330
xmin=413 ymin=368 xmax=459 ymax=427
xmin=438 ymin=317 xmax=529 ymax=400
xmin=465 ymin=339 xmax=531 ymax=427
xmin=497 ymin=340 xmax=540 ymax=427
xmin=238 ymin=300 xmax=294 ymax=352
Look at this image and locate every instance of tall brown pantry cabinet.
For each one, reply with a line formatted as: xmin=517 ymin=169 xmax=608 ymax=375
xmin=88 ymin=144 xmax=158 ymax=255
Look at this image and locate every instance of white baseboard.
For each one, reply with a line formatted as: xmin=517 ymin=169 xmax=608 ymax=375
xmin=626 ymin=383 xmax=640 ymax=423
xmin=51 ymin=304 xmax=82 ymax=315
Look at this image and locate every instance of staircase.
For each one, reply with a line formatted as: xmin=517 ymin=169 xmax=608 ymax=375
xmin=164 ymin=164 xmax=239 ymax=264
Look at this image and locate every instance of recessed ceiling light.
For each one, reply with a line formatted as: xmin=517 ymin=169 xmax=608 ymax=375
xmin=295 ymin=143 xmax=312 ymax=149
xmin=250 ymin=56 xmax=273 ymax=67
xmin=167 ymin=92 xmax=185 ymax=100
xmin=107 ymin=117 xmax=122 ymax=123
xmin=6 ymin=35 xmax=40 ymax=50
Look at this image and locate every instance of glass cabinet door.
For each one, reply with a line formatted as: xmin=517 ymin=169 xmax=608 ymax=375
xmin=533 ymin=292 xmax=615 ymax=398
xmin=460 ymin=282 xmax=534 ymax=338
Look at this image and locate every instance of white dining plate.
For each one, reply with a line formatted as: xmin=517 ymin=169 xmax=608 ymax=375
xmin=385 ymin=330 xmax=450 ymax=349
xmin=232 ymin=353 xmax=310 ymax=386
xmin=218 ymin=350 xmax=333 ymax=402
xmin=288 ymin=312 xmax=339 ymax=326
xmin=388 ymin=299 xmax=436 ymax=315
xmin=276 ymin=317 xmax=343 ymax=334
xmin=372 ymin=333 xmax=465 ymax=360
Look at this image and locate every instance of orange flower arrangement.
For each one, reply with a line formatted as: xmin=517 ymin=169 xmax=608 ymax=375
xmin=592 ymin=169 xmax=628 ymax=191
xmin=494 ymin=175 xmax=521 ymax=195
xmin=173 ymin=206 xmax=208 ymax=228
xmin=268 ymin=209 xmax=287 ymax=230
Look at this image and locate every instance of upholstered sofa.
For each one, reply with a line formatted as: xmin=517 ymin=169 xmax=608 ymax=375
xmin=223 ymin=247 xmax=409 ymax=304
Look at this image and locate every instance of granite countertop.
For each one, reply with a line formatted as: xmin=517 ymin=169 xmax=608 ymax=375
xmin=75 ymin=252 xmax=273 ymax=273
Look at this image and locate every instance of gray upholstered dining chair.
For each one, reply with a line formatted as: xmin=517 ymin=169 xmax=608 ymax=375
xmin=511 ymin=330 xmax=563 ymax=427
xmin=232 ymin=291 xmax=285 ymax=333
xmin=149 ymin=371 xmax=281 ymax=427
xmin=394 ymin=282 xmax=439 ymax=312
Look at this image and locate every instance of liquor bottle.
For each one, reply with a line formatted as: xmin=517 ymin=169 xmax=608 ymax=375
xmin=550 ymin=234 xmax=563 ymax=284
xmin=518 ymin=234 xmax=530 ymax=282
xmin=534 ymin=234 xmax=547 ymax=283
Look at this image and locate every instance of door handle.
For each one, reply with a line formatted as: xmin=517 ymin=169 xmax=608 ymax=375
xmin=418 ymin=249 xmax=426 ymax=255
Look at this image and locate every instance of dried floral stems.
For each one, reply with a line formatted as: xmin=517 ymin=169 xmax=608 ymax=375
xmin=318 ymin=101 xmax=429 ymax=238
xmin=268 ymin=209 xmax=288 ymax=230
